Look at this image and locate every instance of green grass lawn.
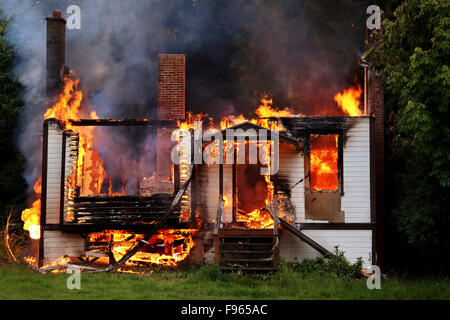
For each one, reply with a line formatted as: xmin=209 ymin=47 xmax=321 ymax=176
xmin=0 ymin=263 xmax=448 ymax=300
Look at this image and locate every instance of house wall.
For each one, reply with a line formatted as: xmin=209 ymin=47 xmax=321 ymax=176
xmin=43 ymin=230 xmax=85 ymax=259
xmin=278 ymin=117 xmax=373 ymax=267
xmin=196 ymin=163 xmax=233 ymax=223
xmin=278 ymin=117 xmax=371 ymax=224
xmin=279 ymin=229 xmax=372 ymax=267
xmin=277 ymin=143 xmax=304 ymax=223
xmin=45 ymin=121 xmax=63 ymax=224
xmin=41 ymin=121 xmax=85 ymax=262
xmin=40 ymin=117 xmax=373 ymax=265
xmin=341 ymin=117 xmax=371 ymax=223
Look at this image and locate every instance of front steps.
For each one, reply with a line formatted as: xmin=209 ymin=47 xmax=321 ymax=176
xmin=216 ymin=229 xmax=278 ymax=272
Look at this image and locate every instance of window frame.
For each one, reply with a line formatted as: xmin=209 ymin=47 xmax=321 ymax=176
xmin=304 ymin=130 xmax=344 ymax=194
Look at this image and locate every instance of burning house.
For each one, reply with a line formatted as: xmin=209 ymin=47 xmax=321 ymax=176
xmin=22 ymin=11 xmax=384 ymax=272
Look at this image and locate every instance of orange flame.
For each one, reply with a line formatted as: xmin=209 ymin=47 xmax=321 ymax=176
xmin=21 ymin=177 xmax=41 ymax=240
xmin=21 ymin=74 xmax=107 ymax=240
xmin=236 ymin=208 xmax=274 ymax=229
xmin=235 ymin=140 xmax=275 ymax=229
xmin=220 ymin=95 xmax=294 ymax=131
xmin=176 ymin=111 xmax=208 ymax=131
xmin=44 ymin=75 xmax=106 ymax=195
xmin=334 ymin=84 xmax=362 ymax=116
xmin=223 ymin=195 xmax=230 ymax=208
xmin=310 ymin=134 xmax=339 ymax=191
xmin=255 ymin=96 xmax=294 ymax=130
xmin=89 ymin=229 xmax=198 ymax=267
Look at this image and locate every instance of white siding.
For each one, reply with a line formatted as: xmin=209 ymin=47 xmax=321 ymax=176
xmin=43 ymin=124 xmax=85 ymax=260
xmin=43 ymin=230 xmax=85 ymax=259
xmin=196 ymin=163 xmax=233 ymax=224
xmin=45 ymin=123 xmax=63 ymax=224
xmin=278 ymin=118 xmax=373 ymax=267
xmin=196 ymin=164 xmax=219 ymax=222
xmin=277 ymin=143 xmax=305 ymax=223
xmin=278 ymin=143 xmax=322 ymax=224
xmin=279 ymin=229 xmax=372 ymax=267
xmin=280 ymin=118 xmax=372 ymax=224
xmin=342 ymin=118 xmax=371 ymax=223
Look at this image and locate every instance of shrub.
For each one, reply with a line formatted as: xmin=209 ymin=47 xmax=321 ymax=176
xmin=293 ymin=247 xmax=364 ymax=280
xmin=194 ymin=264 xmax=223 ymax=282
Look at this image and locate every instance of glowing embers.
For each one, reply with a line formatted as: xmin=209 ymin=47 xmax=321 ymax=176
xmin=309 ymin=134 xmax=339 ymax=191
xmin=236 ymin=208 xmax=274 ymax=229
xmin=88 ymin=229 xmax=197 ymax=267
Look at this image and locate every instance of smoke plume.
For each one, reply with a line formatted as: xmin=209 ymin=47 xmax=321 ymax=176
xmin=0 ymin=0 xmax=370 ymax=190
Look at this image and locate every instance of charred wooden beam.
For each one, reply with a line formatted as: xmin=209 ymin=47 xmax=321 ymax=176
xmin=102 ymin=165 xmax=194 ymax=272
xmin=38 ymin=121 xmax=49 ymax=268
xmin=68 ymin=119 xmax=178 ymax=127
xmin=232 ymin=140 xmax=237 ymax=221
xmin=59 ymin=131 xmax=66 ymax=225
xmin=42 ymin=221 xmax=192 ymax=233
xmin=279 ymin=117 xmax=348 ymax=134
xmin=73 ymin=194 xmax=173 ymax=201
xmin=173 ymin=164 xmax=180 ymax=194
xmin=279 ymin=218 xmax=332 ymax=257
xmin=69 ymin=193 xmax=183 ymax=226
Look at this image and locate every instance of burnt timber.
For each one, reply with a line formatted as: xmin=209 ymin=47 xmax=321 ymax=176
xmin=104 ymin=167 xmax=194 ymax=271
xmin=69 ymin=118 xmax=179 ymax=127
xmin=69 ymin=194 xmax=182 ymax=226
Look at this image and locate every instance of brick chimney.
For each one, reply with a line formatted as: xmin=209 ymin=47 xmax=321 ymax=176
xmin=156 ymin=54 xmax=186 ymax=177
xmin=366 ymin=28 xmax=384 ymax=269
xmin=46 ymin=11 xmax=66 ymax=98
xmin=157 ymin=54 xmax=186 ymax=120
xmin=141 ymin=54 xmax=186 ymax=195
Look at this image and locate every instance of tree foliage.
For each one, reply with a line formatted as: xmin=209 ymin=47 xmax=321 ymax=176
xmin=377 ymin=0 xmax=449 ymax=186
xmin=0 ymin=14 xmax=27 ymax=223
xmin=367 ymin=0 xmax=449 ymax=272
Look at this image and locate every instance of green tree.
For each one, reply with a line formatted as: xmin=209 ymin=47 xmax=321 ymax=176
xmin=367 ymin=0 xmax=449 ymax=272
xmin=0 ymin=13 xmax=27 ymax=224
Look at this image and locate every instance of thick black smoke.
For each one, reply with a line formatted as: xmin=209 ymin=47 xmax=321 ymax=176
xmin=1 ymin=0 xmax=371 ymax=190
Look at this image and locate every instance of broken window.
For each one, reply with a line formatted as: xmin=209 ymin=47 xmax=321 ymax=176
xmin=309 ymin=134 xmax=339 ymax=191
xmin=305 ymin=133 xmax=344 ymax=223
